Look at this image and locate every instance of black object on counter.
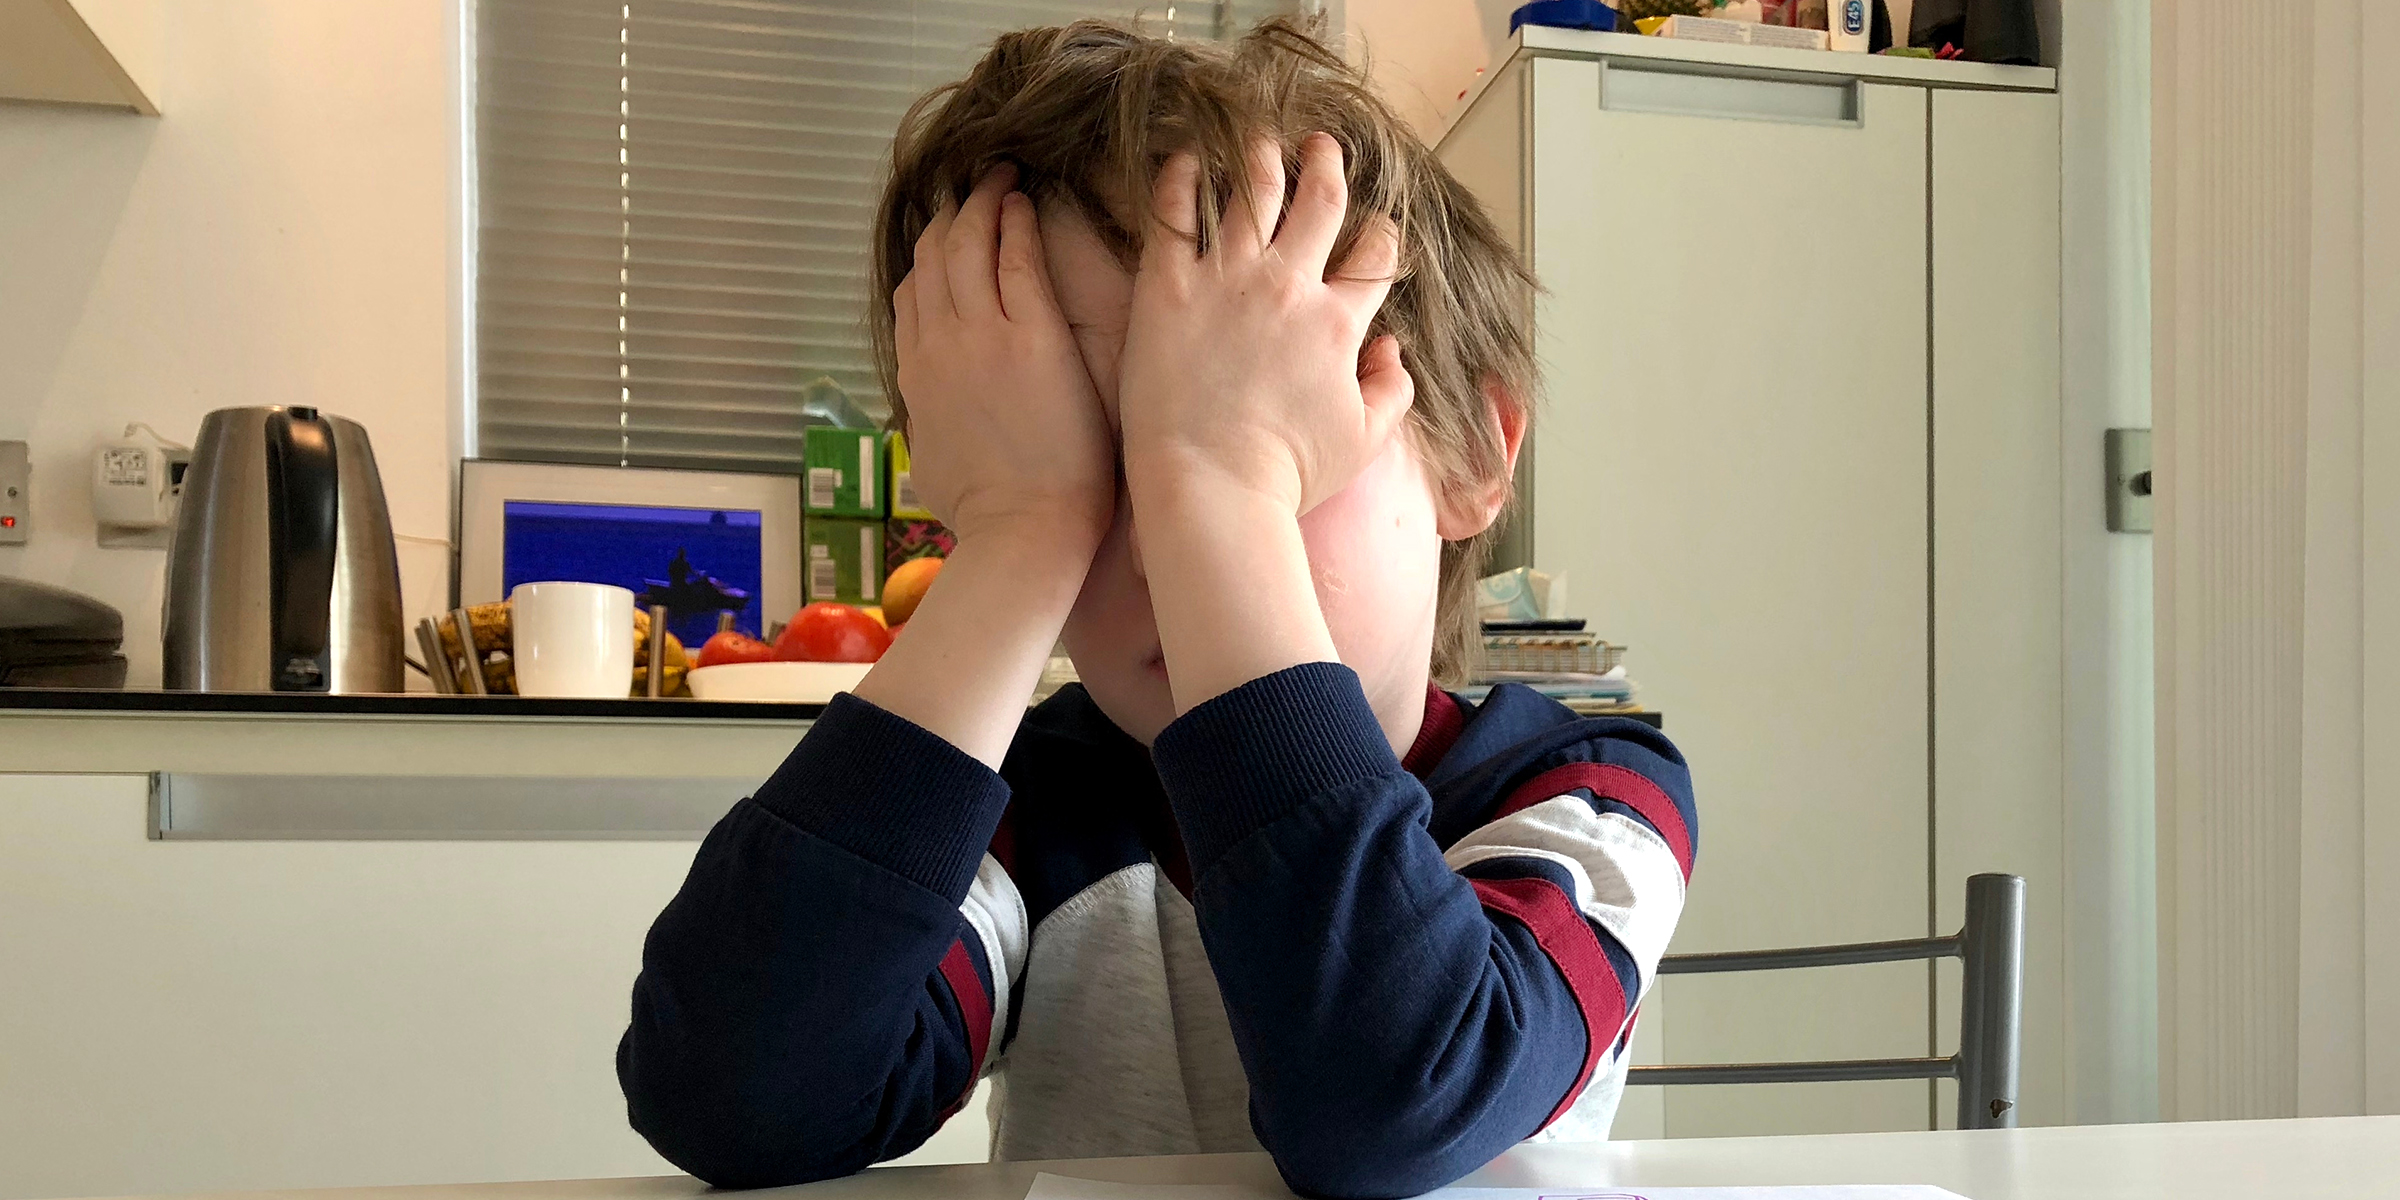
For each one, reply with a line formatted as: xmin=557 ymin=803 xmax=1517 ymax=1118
xmin=0 ymin=578 xmax=128 ymax=688
xmin=264 ymin=406 xmax=340 ymax=692
xmin=1909 ymin=0 xmax=2041 ymax=65
xmin=0 ymin=685 xmax=1665 ymax=730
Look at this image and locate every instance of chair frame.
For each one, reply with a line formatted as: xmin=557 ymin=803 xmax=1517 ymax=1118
xmin=1626 ymin=872 xmax=2026 ymax=1130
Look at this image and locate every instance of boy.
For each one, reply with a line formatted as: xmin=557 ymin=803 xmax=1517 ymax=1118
xmin=617 ymin=18 xmax=1695 ymax=1200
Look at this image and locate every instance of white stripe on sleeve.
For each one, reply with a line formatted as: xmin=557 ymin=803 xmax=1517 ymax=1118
xmin=1445 ymin=796 xmax=1688 ymax=981
xmin=959 ymin=852 xmax=1029 ymax=1075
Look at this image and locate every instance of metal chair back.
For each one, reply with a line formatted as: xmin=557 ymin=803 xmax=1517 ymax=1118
xmin=1626 ymin=872 xmax=2025 ymax=1129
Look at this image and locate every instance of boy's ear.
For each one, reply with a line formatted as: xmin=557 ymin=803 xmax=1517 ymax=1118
xmin=1434 ymin=375 xmax=1527 ymax=540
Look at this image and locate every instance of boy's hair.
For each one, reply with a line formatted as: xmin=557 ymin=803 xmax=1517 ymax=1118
xmin=868 ymin=16 xmax=1536 ymax=685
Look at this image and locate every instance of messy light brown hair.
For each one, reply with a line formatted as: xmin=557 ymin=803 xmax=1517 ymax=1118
xmin=868 ymin=15 xmax=1535 ymax=685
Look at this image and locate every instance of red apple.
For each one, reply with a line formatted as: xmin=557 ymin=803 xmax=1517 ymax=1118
xmin=694 ymin=630 xmax=775 ymax=668
xmin=771 ymin=603 xmax=892 ymax=663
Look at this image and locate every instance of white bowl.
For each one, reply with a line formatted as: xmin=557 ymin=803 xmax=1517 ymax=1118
xmin=685 ymin=660 xmax=871 ymax=703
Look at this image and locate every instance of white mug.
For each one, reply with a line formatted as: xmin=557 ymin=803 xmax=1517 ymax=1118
xmin=510 ymin=582 xmax=634 ymax=698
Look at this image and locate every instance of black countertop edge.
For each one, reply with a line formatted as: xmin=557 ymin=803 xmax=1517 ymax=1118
xmin=0 ymin=687 xmax=1658 ymax=729
xmin=0 ymin=687 xmax=827 ymax=720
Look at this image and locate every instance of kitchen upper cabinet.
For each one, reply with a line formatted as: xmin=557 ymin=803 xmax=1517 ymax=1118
xmin=1441 ymin=35 xmax=2062 ymax=1139
xmin=0 ymin=0 xmax=160 ymax=114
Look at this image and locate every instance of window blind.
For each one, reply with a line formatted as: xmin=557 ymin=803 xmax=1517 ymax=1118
xmin=475 ymin=0 xmax=1302 ymax=475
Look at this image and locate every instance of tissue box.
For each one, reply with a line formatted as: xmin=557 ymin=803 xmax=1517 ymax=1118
xmin=804 ymin=426 xmax=885 ymax=518
xmin=804 ymin=517 xmax=885 ymax=606
xmin=1477 ymin=566 xmax=1560 ymax=622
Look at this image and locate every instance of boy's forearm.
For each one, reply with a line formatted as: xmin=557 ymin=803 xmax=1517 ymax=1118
xmin=622 ymin=696 xmax=1020 ymax=1186
xmin=1149 ymin=667 xmax=1592 ymax=1199
xmin=852 ymin=526 xmax=1096 ymax=768
xmin=1128 ymin=471 xmax=1343 ymax=721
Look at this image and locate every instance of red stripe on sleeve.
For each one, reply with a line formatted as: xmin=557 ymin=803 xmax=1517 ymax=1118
xmin=935 ymin=939 xmax=992 ymax=1112
xmin=1470 ymin=875 xmax=1630 ymax=1130
xmin=1402 ymin=684 xmax=1466 ymax=777
xmin=988 ymin=807 xmax=1018 ymax=878
xmin=1498 ymin=762 xmax=1694 ymax=880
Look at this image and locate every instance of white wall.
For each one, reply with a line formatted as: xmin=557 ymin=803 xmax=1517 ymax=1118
xmin=0 ymin=0 xmax=459 ymax=687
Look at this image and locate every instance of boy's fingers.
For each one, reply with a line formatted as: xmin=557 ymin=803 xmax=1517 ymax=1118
xmin=1358 ymin=334 xmax=1416 ymax=445
xmin=1279 ymin=132 xmax=1349 ymax=278
xmin=1144 ymin=152 xmax=1202 ymax=269
xmin=944 ymin=165 xmax=1017 ymax=318
xmin=1328 ymin=214 xmax=1400 ymax=328
xmin=994 ymin=190 xmax=1058 ymax=323
xmin=912 ymin=198 xmax=957 ymax=322
xmin=1236 ymin=134 xmax=1285 ymax=259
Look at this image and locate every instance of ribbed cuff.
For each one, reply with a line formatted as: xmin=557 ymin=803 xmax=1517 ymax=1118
xmin=753 ymin=692 xmax=1012 ymax=900
xmin=1150 ymin=662 xmax=1405 ymax=877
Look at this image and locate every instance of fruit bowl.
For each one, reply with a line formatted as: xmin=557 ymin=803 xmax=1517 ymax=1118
xmin=685 ymin=661 xmax=872 ymax=703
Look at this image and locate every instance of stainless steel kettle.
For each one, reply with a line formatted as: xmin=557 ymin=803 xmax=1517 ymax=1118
xmin=163 ymin=406 xmax=405 ymax=692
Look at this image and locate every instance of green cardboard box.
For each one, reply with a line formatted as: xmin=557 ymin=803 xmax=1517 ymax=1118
xmin=803 ymin=426 xmax=885 ymax=518
xmin=804 ymin=517 xmax=885 ymax=607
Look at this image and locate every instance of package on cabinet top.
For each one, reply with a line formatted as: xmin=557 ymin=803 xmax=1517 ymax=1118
xmin=886 ymin=430 xmax=935 ymax=520
xmin=804 ymin=426 xmax=885 ymax=518
xmin=805 ymin=516 xmax=884 ymax=607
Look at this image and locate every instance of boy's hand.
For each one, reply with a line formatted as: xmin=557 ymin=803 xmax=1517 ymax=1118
xmin=894 ymin=164 xmax=1116 ymax=553
xmin=1117 ymin=133 xmax=1414 ymax=516
xmin=1114 ymin=133 xmax=1416 ymax=724
xmin=860 ymin=167 xmax=1115 ymax=768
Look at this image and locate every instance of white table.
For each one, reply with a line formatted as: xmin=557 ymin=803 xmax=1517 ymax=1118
xmin=93 ymin=1117 xmax=2399 ymax=1200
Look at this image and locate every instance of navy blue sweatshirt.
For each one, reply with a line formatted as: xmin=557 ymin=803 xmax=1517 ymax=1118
xmin=619 ymin=663 xmax=1695 ymax=1199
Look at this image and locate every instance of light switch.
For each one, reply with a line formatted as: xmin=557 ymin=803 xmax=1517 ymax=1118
xmin=0 ymin=440 xmax=28 ymax=545
xmin=2105 ymin=429 xmax=2151 ymax=534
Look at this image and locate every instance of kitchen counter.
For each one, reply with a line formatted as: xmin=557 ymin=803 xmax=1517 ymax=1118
xmin=0 ymin=685 xmax=1664 ymax=1196
xmin=0 ymin=686 xmax=827 ymax=721
xmin=0 ymin=687 xmax=818 ymax=790
xmin=0 ymin=686 xmax=1658 ymax=838
xmin=0 ymin=687 xmax=1656 ymax=778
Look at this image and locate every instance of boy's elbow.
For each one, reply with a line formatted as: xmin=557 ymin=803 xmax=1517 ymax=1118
xmin=629 ymin=1102 xmax=859 ymax=1191
xmin=1255 ymin=1108 xmax=1494 ymax=1200
xmin=1271 ymin=1155 xmax=1468 ymax=1200
xmin=618 ymin=1031 xmax=871 ymax=1190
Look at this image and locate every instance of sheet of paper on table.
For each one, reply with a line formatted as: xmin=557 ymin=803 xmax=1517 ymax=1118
xmin=1024 ymin=1172 xmax=1970 ymax=1200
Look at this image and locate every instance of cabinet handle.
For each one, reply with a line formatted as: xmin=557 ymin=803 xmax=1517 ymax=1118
xmin=1600 ymin=60 xmax=1862 ymax=127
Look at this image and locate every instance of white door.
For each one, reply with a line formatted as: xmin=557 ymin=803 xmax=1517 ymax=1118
xmin=1929 ymin=87 xmax=2064 ymax=1129
xmin=1526 ymin=57 xmax=1935 ymax=1137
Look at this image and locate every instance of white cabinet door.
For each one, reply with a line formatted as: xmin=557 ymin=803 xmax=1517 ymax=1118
xmin=1929 ymin=87 xmax=2064 ymax=1130
xmin=1526 ymin=58 xmax=1934 ymax=1137
xmin=0 ymin=774 xmax=686 ymax=1198
xmin=0 ymin=774 xmax=995 ymax=1198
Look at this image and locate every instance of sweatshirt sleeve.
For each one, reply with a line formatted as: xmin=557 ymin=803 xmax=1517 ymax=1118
xmin=617 ymin=693 xmax=1027 ymax=1189
xmin=1148 ymin=663 xmax=1694 ymax=1200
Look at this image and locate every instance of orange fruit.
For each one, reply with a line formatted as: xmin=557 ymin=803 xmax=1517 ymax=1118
xmin=881 ymin=556 xmax=943 ymax=626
